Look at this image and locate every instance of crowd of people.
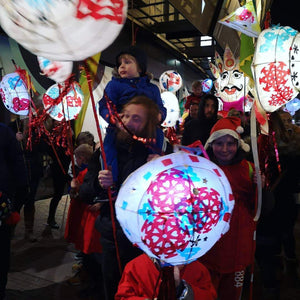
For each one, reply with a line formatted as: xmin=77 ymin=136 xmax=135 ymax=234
xmin=0 ymin=45 xmax=299 ymax=300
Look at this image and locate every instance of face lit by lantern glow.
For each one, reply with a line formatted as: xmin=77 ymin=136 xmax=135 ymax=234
xmin=211 ymin=135 xmax=238 ymax=165
xmin=120 ymin=104 xmax=147 ymax=135
xmin=218 ymin=69 xmax=249 ymax=103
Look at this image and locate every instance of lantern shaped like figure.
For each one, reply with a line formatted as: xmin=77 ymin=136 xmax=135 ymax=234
xmin=0 ymin=0 xmax=127 ymax=61
xmin=43 ymin=82 xmax=84 ymax=121
xmin=37 ymin=56 xmax=73 ymax=83
xmin=252 ymin=25 xmax=299 ymax=112
xmin=161 ymin=91 xmax=180 ymax=127
xmin=210 ymin=45 xmax=251 ymax=113
xmin=159 ymin=70 xmax=183 ymax=93
xmin=0 ymin=72 xmax=31 ymax=116
xmin=115 ymin=152 xmax=234 ymax=265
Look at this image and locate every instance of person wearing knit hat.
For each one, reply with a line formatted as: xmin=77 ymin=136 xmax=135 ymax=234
xmin=199 ymin=116 xmax=257 ymax=300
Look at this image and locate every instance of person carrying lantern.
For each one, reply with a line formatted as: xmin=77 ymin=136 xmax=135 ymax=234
xmin=96 ymin=95 xmax=173 ymax=300
xmin=98 ymin=45 xmax=167 ymax=183
xmin=198 ymin=116 xmax=261 ymax=300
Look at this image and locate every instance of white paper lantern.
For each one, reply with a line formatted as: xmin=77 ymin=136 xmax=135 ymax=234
xmin=252 ymin=25 xmax=299 ymax=112
xmin=37 ymin=56 xmax=73 ymax=83
xmin=43 ymin=81 xmax=84 ymax=121
xmin=159 ymin=70 xmax=182 ymax=92
xmin=0 ymin=72 xmax=30 ymax=115
xmin=0 ymin=0 xmax=127 ymax=61
xmin=115 ymin=152 xmax=234 ymax=265
xmin=161 ymin=91 xmax=180 ymax=127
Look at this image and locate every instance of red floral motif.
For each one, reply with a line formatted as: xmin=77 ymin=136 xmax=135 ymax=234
xmin=76 ymin=0 xmax=125 ymax=24
xmin=12 ymin=97 xmax=29 ymax=112
xmin=141 ymin=216 xmax=189 ymax=258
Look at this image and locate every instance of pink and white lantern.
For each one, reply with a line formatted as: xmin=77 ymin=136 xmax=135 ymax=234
xmin=37 ymin=56 xmax=73 ymax=83
xmin=115 ymin=152 xmax=234 ymax=265
xmin=0 ymin=0 xmax=127 ymax=61
xmin=43 ymin=81 xmax=84 ymax=121
xmin=252 ymin=25 xmax=299 ymax=112
xmin=159 ymin=70 xmax=183 ymax=93
xmin=0 ymin=72 xmax=30 ymax=116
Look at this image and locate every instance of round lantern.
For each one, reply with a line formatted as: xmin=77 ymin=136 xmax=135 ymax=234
xmin=252 ymin=25 xmax=299 ymax=112
xmin=43 ymin=81 xmax=84 ymax=121
xmin=159 ymin=70 xmax=182 ymax=92
xmin=37 ymin=56 xmax=73 ymax=83
xmin=202 ymin=78 xmax=213 ymax=93
xmin=0 ymin=0 xmax=127 ymax=61
xmin=161 ymin=91 xmax=180 ymax=127
xmin=0 ymin=72 xmax=30 ymax=116
xmin=115 ymin=152 xmax=234 ymax=265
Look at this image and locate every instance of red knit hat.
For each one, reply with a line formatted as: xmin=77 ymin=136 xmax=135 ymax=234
xmin=204 ymin=116 xmax=250 ymax=152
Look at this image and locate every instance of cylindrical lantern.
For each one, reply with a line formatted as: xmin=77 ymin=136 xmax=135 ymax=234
xmin=37 ymin=56 xmax=73 ymax=83
xmin=0 ymin=72 xmax=30 ymax=116
xmin=161 ymin=91 xmax=180 ymax=127
xmin=159 ymin=70 xmax=182 ymax=92
xmin=116 ymin=152 xmax=234 ymax=265
xmin=252 ymin=25 xmax=299 ymax=112
xmin=43 ymin=81 xmax=84 ymax=121
xmin=0 ymin=0 xmax=127 ymax=61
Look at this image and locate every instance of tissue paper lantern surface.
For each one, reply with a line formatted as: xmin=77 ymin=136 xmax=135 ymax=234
xmin=0 ymin=0 xmax=127 ymax=61
xmin=159 ymin=70 xmax=182 ymax=92
xmin=161 ymin=91 xmax=180 ymax=128
xmin=115 ymin=152 xmax=234 ymax=265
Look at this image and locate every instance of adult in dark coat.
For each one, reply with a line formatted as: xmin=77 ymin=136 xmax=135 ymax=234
xmin=95 ymin=95 xmax=173 ymax=300
xmin=181 ymin=94 xmax=219 ymax=146
xmin=0 ymin=123 xmax=27 ymax=300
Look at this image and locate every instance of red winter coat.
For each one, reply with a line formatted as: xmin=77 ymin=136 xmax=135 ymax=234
xmin=115 ymin=254 xmax=217 ymax=300
xmin=64 ymin=168 xmax=102 ymax=254
xmin=184 ymin=94 xmax=203 ymax=109
xmin=199 ymin=159 xmax=257 ymax=273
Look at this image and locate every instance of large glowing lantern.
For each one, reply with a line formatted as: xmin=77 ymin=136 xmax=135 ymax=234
xmin=115 ymin=152 xmax=234 ymax=265
xmin=251 ymin=26 xmax=299 ymax=112
xmin=159 ymin=70 xmax=183 ymax=93
xmin=0 ymin=72 xmax=30 ymax=116
xmin=161 ymin=91 xmax=180 ymax=127
xmin=43 ymin=82 xmax=84 ymax=121
xmin=37 ymin=56 xmax=73 ymax=83
xmin=0 ymin=0 xmax=127 ymax=61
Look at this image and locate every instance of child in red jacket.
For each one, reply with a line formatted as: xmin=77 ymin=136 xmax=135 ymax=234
xmin=115 ymin=253 xmax=217 ymax=300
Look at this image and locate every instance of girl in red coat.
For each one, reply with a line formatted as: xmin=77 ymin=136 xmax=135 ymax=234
xmin=115 ymin=253 xmax=217 ymax=300
xmin=199 ymin=117 xmax=257 ymax=300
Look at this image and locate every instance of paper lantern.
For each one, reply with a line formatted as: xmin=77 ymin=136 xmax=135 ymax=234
xmin=0 ymin=0 xmax=127 ymax=61
xmin=116 ymin=152 xmax=234 ymax=265
xmin=218 ymin=0 xmax=261 ymax=38
xmin=37 ymin=56 xmax=73 ymax=83
xmin=43 ymin=82 xmax=84 ymax=121
xmin=252 ymin=26 xmax=299 ymax=112
xmin=161 ymin=91 xmax=180 ymax=127
xmin=285 ymin=98 xmax=300 ymax=116
xmin=0 ymin=72 xmax=30 ymax=115
xmin=210 ymin=45 xmax=250 ymax=113
xmin=159 ymin=70 xmax=182 ymax=92
xmin=202 ymin=78 xmax=213 ymax=93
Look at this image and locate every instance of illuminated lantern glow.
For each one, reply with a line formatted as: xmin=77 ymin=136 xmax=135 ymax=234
xmin=0 ymin=72 xmax=30 ymax=116
xmin=115 ymin=152 xmax=234 ymax=265
xmin=159 ymin=70 xmax=183 ymax=92
xmin=37 ymin=56 xmax=73 ymax=83
xmin=252 ymin=26 xmax=299 ymax=113
xmin=43 ymin=82 xmax=84 ymax=121
xmin=161 ymin=91 xmax=180 ymax=127
xmin=0 ymin=0 xmax=127 ymax=61
xmin=210 ymin=45 xmax=251 ymax=113
xmin=202 ymin=78 xmax=213 ymax=93
xmin=218 ymin=0 xmax=261 ymax=38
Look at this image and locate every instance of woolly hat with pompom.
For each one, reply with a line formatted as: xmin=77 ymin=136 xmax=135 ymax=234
xmin=204 ymin=116 xmax=250 ymax=152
